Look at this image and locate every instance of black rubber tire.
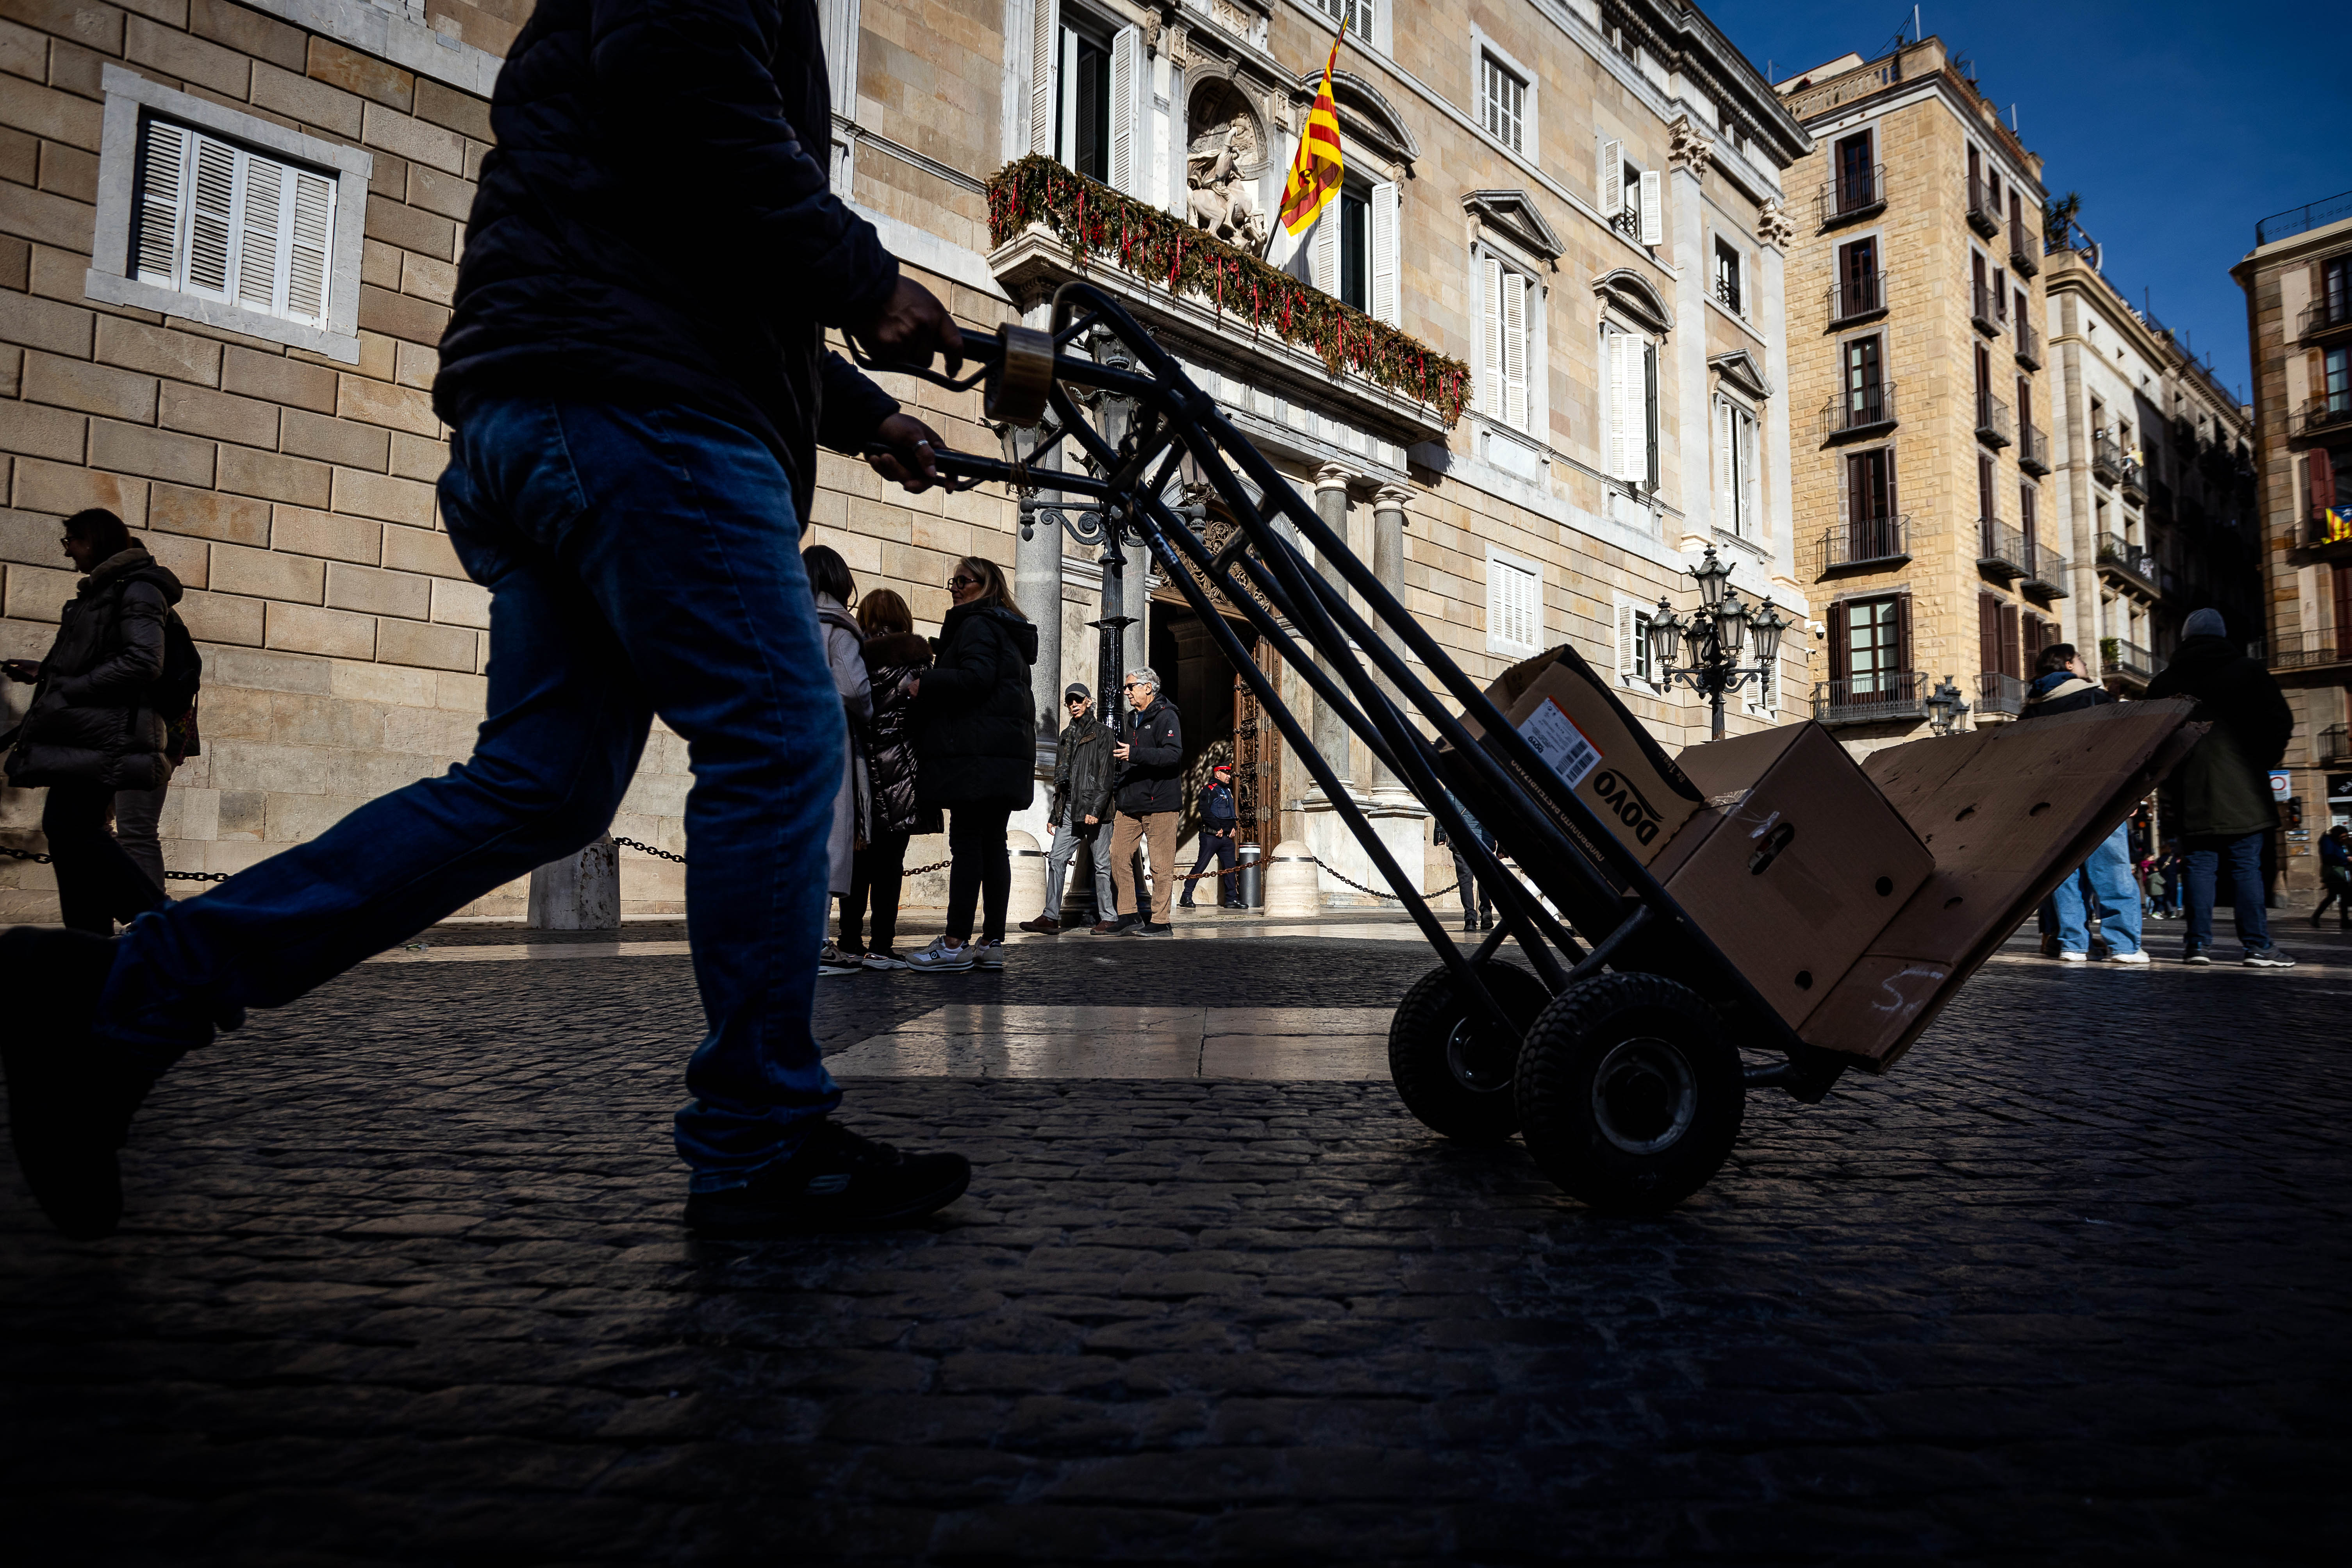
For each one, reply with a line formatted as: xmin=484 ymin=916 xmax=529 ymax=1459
xmin=1514 ymin=973 xmax=1743 ymax=1214
xmin=1388 ymin=962 xmax=1553 ymax=1143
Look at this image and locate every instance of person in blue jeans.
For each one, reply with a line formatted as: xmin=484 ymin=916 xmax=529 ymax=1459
xmin=2018 ymin=643 xmax=2145 ymax=963
xmin=0 ymin=0 xmax=974 ymax=1240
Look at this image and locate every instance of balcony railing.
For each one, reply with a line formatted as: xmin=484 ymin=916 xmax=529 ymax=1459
xmin=2299 ymin=293 xmax=2352 ymax=342
xmin=2018 ymin=423 xmax=2051 ymax=475
xmin=1976 ymin=391 xmax=2013 ymax=448
xmin=1827 ymin=272 xmax=1888 ymax=324
xmin=1822 ymin=380 xmax=1898 ymax=438
xmin=1818 ymin=164 xmax=1886 ymax=225
xmin=2091 ymin=433 xmax=2144 ymax=492
xmin=1714 ymin=277 xmax=1743 ymax=316
xmin=2099 ymin=638 xmax=2158 ymax=682
xmin=1813 ymin=672 xmax=1929 ymax=726
xmin=1977 ymin=519 xmax=2027 ymax=579
xmin=2023 ymin=540 xmax=2070 ymax=598
xmin=2292 ymin=395 xmax=2352 ymax=443
xmin=2008 ymin=234 xmax=2040 ymax=278
xmin=1822 ymin=514 xmax=1910 ymax=573
xmin=2015 ymin=319 xmax=2043 ymax=368
xmin=2096 ymin=534 xmax=2161 ymax=593
xmin=2268 ymin=631 xmax=2349 ymax=673
xmin=1611 ymin=203 xmax=1645 ymax=245
xmin=2320 ymin=724 xmax=2352 ymax=767
xmin=1977 ymin=672 xmax=2027 ymax=716
xmin=2257 ymin=189 xmax=2352 ymax=245
xmin=1967 ymin=175 xmax=2002 ymax=237
xmin=2308 ymin=507 xmax=2352 ymax=548
xmin=1970 ymin=279 xmax=2002 ymax=336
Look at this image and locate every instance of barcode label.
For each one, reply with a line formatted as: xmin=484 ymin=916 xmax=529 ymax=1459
xmin=1517 ymin=697 xmax=1602 ymax=792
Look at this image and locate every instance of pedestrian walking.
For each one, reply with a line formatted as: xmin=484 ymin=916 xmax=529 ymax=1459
xmin=2155 ymin=847 xmax=2182 ymax=919
xmin=1101 ymin=667 xmax=1184 ymax=936
xmin=2146 ymin=608 xmax=2296 ymax=968
xmin=2313 ymin=825 xmax=2351 ymax=930
xmin=805 ymin=545 xmax=870 ymax=978
xmin=1433 ymin=791 xmax=1496 ymax=933
xmin=904 ymin=557 xmax=1037 ymax=973
xmin=113 ymin=592 xmax=202 ymax=897
xmin=1020 ymin=684 xmax=1115 ymax=933
xmin=2018 ymin=644 xmax=2147 ymax=964
xmin=0 ymin=1 xmax=974 ymax=1242
xmin=1177 ymin=763 xmax=1244 ymax=910
xmin=1 ymin=509 xmax=187 ymax=936
xmin=839 ymin=589 xmax=934 ymax=970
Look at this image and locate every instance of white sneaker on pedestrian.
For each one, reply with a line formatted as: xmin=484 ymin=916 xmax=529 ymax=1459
xmin=817 ymin=944 xmax=862 ymax=976
xmin=2058 ymin=950 xmax=2089 ymax=963
xmin=860 ymin=949 xmax=906 ymax=971
xmin=972 ymin=940 xmax=1005 ymax=970
xmin=904 ymin=937 xmax=974 ymax=973
xmin=2109 ymin=949 xmax=2150 ymax=965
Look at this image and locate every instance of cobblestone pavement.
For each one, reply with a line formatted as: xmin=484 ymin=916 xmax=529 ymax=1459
xmin=2 ymin=920 xmax=2347 ymax=1564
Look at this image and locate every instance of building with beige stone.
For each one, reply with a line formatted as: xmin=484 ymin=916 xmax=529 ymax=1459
xmin=0 ymin=0 xmax=1814 ymax=922
xmin=2234 ymin=189 xmax=2352 ymax=901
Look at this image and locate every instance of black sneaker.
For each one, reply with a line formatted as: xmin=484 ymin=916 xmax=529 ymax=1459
xmin=683 ymin=1120 xmax=971 ymax=1236
xmin=0 ymin=928 xmax=143 ymax=1240
xmin=1127 ymin=921 xmax=1173 ymax=937
xmin=1090 ymin=913 xmax=1140 ymax=935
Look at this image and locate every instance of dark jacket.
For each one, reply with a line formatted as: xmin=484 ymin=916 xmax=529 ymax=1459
xmin=1199 ymin=780 xmax=1237 ymax=829
xmin=915 ymin=601 xmax=1039 ymax=808
xmin=2146 ymin=634 xmax=2294 ymax=840
xmin=1050 ymin=714 xmax=1115 ymax=826
xmin=1114 ymin=695 xmax=1184 ymax=815
xmin=2019 ymin=669 xmax=2113 ymax=719
xmin=5 ymin=549 xmax=182 ymax=791
xmin=862 ymin=630 xmax=935 ymax=838
xmin=433 ymin=0 xmax=899 ymax=519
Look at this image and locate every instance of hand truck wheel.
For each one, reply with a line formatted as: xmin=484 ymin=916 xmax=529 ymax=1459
xmin=1514 ymin=973 xmax=1743 ymax=1214
xmin=1387 ymin=962 xmax=1551 ymax=1143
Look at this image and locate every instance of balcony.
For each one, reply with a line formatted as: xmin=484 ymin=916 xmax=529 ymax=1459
xmin=1822 ymin=380 xmax=1898 ymax=441
xmin=1978 ymin=671 xmax=2027 ymax=717
xmin=2290 ymin=395 xmax=2352 ymax=446
xmin=1976 ymin=392 xmax=2013 ymax=448
xmin=2268 ymin=631 xmax=2352 ymax=682
xmin=2022 ymin=540 xmax=2070 ymax=598
xmin=2100 ymin=638 xmax=2158 ymax=687
xmin=1813 ymin=672 xmax=1930 ymax=726
xmin=2091 ymin=433 xmax=2143 ymax=494
xmin=2017 ymin=423 xmax=2052 ymax=475
xmin=2096 ymin=533 xmax=2162 ymax=598
xmin=2015 ymin=318 xmax=2043 ymax=368
xmin=1714 ymin=277 xmax=1744 ymax=317
xmin=2319 ymin=724 xmax=2352 ymax=768
xmin=2292 ymin=505 xmax=2352 ymax=567
xmin=2008 ymin=233 xmax=2040 ymax=278
xmin=1827 ymin=271 xmax=1889 ymax=325
xmin=1970 ymin=279 xmax=2002 ymax=337
xmin=1820 ymin=514 xmax=1911 ymax=575
xmin=1977 ymin=519 xmax=2027 ymax=580
xmin=1611 ymin=203 xmax=1645 ymax=246
xmin=1818 ymin=164 xmax=1886 ymax=227
xmin=1967 ymin=175 xmax=2002 ymax=237
xmin=2297 ymin=292 xmax=2352 ymax=345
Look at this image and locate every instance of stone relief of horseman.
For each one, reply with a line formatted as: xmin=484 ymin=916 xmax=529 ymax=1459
xmin=1185 ymin=79 xmax=1270 ymax=255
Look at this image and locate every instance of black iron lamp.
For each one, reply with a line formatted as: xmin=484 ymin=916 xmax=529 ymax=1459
xmin=1650 ymin=548 xmax=1785 ymax=740
xmin=1925 ymin=675 xmax=1970 ymax=736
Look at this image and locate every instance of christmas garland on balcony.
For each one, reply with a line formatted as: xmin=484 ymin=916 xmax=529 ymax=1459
xmin=986 ymin=155 xmax=1468 ymax=427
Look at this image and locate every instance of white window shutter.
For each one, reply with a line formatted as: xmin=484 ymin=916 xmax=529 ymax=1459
xmin=1370 ymin=180 xmax=1398 ymax=325
xmin=134 ymin=121 xmax=189 ymax=288
xmin=1740 ymin=412 xmax=1760 ymax=538
xmin=1638 ymin=169 xmax=1663 ymax=246
xmin=1502 ymin=271 xmax=1528 ymax=432
xmin=186 ymin=134 xmax=237 ymax=298
xmin=1481 ymin=256 xmax=1502 ymax=419
xmin=1616 ymin=599 xmax=1637 ymax=680
xmin=1716 ymin=399 xmax=1734 ymax=526
xmin=285 ymin=171 xmax=333 ymax=324
xmin=1600 ymin=139 xmax=1623 ymax=216
xmin=236 ymin=156 xmax=284 ymax=312
xmin=1029 ymin=0 xmax=1059 ymax=157
xmin=1607 ymin=331 xmax=1643 ymax=481
xmin=1312 ymin=208 xmax=1339 ymax=296
xmin=1108 ymin=25 xmax=1140 ymax=195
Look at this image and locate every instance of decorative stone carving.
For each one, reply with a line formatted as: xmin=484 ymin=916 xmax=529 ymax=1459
xmin=1140 ymin=12 xmax=1162 ymax=56
xmin=1374 ymin=482 xmax=1414 ymax=516
xmin=1667 ymin=115 xmax=1715 ymax=180
xmin=1187 ymin=79 xmax=1270 ymax=253
xmin=1756 ymin=198 xmax=1796 ymax=250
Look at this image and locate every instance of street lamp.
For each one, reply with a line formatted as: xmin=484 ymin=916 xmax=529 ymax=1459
xmin=1647 ymin=546 xmax=1787 ymax=740
xmin=1925 ymin=675 xmax=1970 ymax=735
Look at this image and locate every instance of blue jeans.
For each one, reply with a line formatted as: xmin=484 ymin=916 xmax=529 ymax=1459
xmin=93 ymin=400 xmax=845 ymax=1188
xmin=2184 ymin=831 xmax=2272 ymax=956
xmin=2050 ymin=821 xmax=2141 ymax=956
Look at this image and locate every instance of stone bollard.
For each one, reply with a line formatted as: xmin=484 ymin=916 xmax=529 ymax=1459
xmin=1262 ymin=853 xmax=1321 ymax=917
xmin=1008 ymin=829 xmax=1045 ymax=922
xmin=528 ymin=836 xmax=619 ymax=930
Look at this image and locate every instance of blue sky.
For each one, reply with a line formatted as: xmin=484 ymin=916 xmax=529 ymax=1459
xmin=1706 ymin=0 xmax=2352 ymax=405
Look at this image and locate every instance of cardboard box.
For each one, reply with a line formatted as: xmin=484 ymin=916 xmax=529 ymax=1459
xmin=1454 ymin=643 xmax=1704 ymax=870
xmin=1659 ymin=723 xmax=1934 ymax=1031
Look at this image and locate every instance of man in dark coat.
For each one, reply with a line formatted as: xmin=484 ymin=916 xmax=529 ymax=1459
xmin=2146 ymin=608 xmax=2296 ymax=967
xmin=2017 ymin=644 xmax=2145 ymax=964
xmin=1104 ymin=667 xmax=1185 ymax=936
xmin=1023 ymin=684 xmax=1117 ymax=933
xmin=0 ymin=0 xmax=971 ymax=1243
xmin=1178 ymin=764 xmax=1245 ymax=910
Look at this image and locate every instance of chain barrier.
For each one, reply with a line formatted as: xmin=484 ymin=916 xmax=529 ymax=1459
xmin=610 ymin=835 xmax=952 ymax=878
xmin=0 ymin=843 xmax=230 ymax=883
xmin=1306 ymin=856 xmax=1457 ymax=903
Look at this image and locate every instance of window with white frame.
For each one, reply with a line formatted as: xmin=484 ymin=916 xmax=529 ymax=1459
xmin=1479 ymin=253 xmax=1538 ymax=435
xmin=1716 ymin=395 xmax=1761 ymax=537
xmin=85 ymin=66 xmax=369 ymax=362
xmin=1480 ymin=52 xmax=1526 ymax=153
xmin=1312 ymin=178 xmax=1400 ymax=325
xmin=1615 ymin=595 xmax=1661 ymax=690
xmin=1487 ymin=549 xmax=1544 ymax=657
xmin=1027 ymin=5 xmax=1144 ymax=195
xmin=1713 ymin=239 xmax=1743 ymax=316
xmin=1315 ymin=0 xmax=1373 ymax=39
xmin=1597 ymin=139 xmax=1661 ymax=247
xmin=1602 ymin=322 xmax=1660 ymax=494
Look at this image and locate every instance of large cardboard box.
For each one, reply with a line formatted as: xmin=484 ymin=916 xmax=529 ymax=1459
xmin=1454 ymin=644 xmax=1704 ymax=871
xmin=1658 ymin=723 xmax=1934 ymax=1030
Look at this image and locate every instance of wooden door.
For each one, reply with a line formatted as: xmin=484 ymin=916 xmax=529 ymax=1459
xmin=1233 ymin=633 xmax=1284 ymax=851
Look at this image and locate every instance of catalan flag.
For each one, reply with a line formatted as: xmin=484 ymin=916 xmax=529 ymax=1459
xmin=1266 ymin=31 xmax=1345 ymax=274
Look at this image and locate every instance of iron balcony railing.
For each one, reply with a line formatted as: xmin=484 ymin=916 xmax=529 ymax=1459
xmin=2092 ymin=433 xmax=2143 ymax=491
xmin=2298 ymin=293 xmax=2352 ymax=341
xmin=2268 ymin=631 xmax=2348 ymax=673
xmin=1611 ymin=203 xmax=1644 ymax=245
xmin=1977 ymin=519 xmax=2027 ymax=578
xmin=2008 ymin=233 xmax=2040 ymax=278
xmin=1976 ymin=391 xmax=2013 ymax=448
xmin=2257 ymin=189 xmax=2352 ymax=246
xmin=2309 ymin=507 xmax=2352 ymax=548
xmin=2018 ymin=423 xmax=2051 ymax=475
xmin=1827 ymin=271 xmax=1888 ymax=324
xmin=2022 ymin=539 xmax=2070 ymax=598
xmin=2096 ymin=534 xmax=2160 ymax=592
xmin=1970 ymin=278 xmax=2002 ymax=336
xmin=2293 ymin=395 xmax=2352 ymax=442
xmin=1967 ymin=175 xmax=2002 ymax=237
xmin=1714 ymin=276 xmax=1743 ymax=316
xmin=1818 ymin=163 xmax=1886 ymax=225
xmin=2100 ymin=638 xmax=2157 ymax=681
xmin=1813 ymin=672 xmax=1929 ymax=725
xmin=1821 ymin=514 xmax=1909 ymax=572
xmin=2015 ymin=319 xmax=2043 ymax=368
xmin=2320 ymin=724 xmax=2352 ymax=766
xmin=1822 ymin=380 xmax=1897 ymax=437
xmin=1977 ymin=672 xmax=2027 ymax=716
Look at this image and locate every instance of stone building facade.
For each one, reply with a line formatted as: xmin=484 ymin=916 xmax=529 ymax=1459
xmin=2234 ymin=191 xmax=2352 ymax=898
xmin=1772 ymin=37 xmax=2054 ymax=750
xmin=0 ymin=0 xmax=1812 ymax=921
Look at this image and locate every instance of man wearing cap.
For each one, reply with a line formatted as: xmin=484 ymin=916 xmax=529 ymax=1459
xmin=1023 ymin=684 xmax=1117 ymax=934
xmin=1179 ymin=764 xmax=1246 ymax=910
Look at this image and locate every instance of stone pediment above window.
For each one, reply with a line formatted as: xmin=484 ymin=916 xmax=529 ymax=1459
xmin=1289 ymin=69 xmax=1421 ymax=170
xmin=1594 ymin=267 xmax=1671 ymax=335
xmin=1710 ymin=349 xmax=1773 ymax=401
xmin=1463 ymin=191 xmax=1563 ymax=268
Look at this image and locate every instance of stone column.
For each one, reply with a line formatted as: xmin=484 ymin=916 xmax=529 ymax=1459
xmin=1670 ymin=160 xmax=1713 ymax=545
xmin=1309 ymin=463 xmax=1354 ymax=782
xmin=1016 ymin=513 xmax=1064 ymax=762
xmin=1756 ymin=203 xmax=1797 ymax=592
xmin=1367 ymin=483 xmax=1412 ymax=796
xmin=528 ymin=837 xmax=619 ymax=930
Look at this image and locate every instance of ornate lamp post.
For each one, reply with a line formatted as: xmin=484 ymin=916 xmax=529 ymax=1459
xmin=1645 ymin=546 xmax=1789 ymax=740
xmin=1924 ymin=675 xmax=1971 ymax=736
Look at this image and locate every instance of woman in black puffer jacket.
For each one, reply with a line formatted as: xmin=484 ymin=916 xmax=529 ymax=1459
xmin=839 ymin=588 xmax=935 ymax=969
xmin=905 ymin=556 xmax=1037 ymax=972
xmin=2 ymin=508 xmax=180 ymax=934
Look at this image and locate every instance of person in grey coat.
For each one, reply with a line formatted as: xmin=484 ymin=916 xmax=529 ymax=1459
xmin=2 ymin=509 xmax=180 ymax=935
xmin=804 ymin=546 xmax=871 ymax=976
xmin=1021 ymin=683 xmax=1116 ymax=933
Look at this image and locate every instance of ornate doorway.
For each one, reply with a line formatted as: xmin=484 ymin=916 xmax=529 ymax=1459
xmin=1233 ymin=634 xmax=1284 ymax=852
